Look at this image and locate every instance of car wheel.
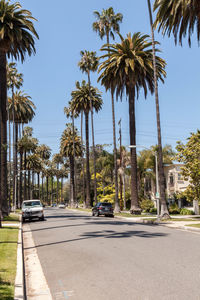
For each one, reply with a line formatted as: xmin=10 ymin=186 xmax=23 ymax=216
xmin=40 ymin=215 xmax=45 ymax=221
xmin=95 ymin=212 xmax=99 ymax=217
xmin=22 ymin=217 xmax=25 ymax=223
xmin=92 ymin=211 xmax=95 ymax=216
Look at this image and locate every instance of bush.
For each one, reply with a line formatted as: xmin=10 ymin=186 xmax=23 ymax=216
xmin=149 ymin=208 xmax=157 ymax=214
xmin=180 ymin=208 xmax=194 ymax=215
xmin=140 ymin=199 xmax=154 ymax=213
xmin=169 ymin=203 xmax=180 ymax=214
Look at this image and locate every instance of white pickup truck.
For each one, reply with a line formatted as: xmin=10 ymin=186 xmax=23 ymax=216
xmin=22 ymin=200 xmax=44 ymax=222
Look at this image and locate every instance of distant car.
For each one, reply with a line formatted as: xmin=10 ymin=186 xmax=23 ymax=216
xmin=51 ymin=203 xmax=57 ymax=207
xmin=22 ymin=200 xmax=44 ymax=222
xmin=92 ymin=202 xmax=114 ymax=217
xmin=58 ymin=203 xmax=66 ymax=208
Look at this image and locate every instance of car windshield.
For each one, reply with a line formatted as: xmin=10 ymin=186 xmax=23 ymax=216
xmin=23 ymin=201 xmax=41 ymax=207
xmin=100 ymin=203 xmax=112 ymax=206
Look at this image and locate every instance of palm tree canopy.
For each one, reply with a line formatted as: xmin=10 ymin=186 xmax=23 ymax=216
xmin=8 ymin=90 xmax=36 ymax=123
xmin=98 ymin=32 xmax=166 ymax=99
xmin=52 ymin=153 xmax=64 ymax=165
xmin=0 ymin=0 xmax=39 ymax=60
xmin=154 ymin=0 xmax=200 ymax=46
xmin=60 ymin=123 xmax=83 ymax=158
xmin=70 ymin=80 xmax=103 ymax=115
xmin=18 ymin=135 xmax=38 ymax=155
xmin=78 ymin=50 xmax=99 ymax=74
xmin=7 ymin=62 xmax=23 ymax=90
xmin=36 ymin=144 xmax=51 ymax=160
xmin=64 ymin=102 xmax=79 ymax=119
xmin=93 ymin=7 xmax=123 ymax=40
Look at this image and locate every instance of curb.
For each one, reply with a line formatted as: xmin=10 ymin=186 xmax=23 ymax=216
xmin=14 ymin=220 xmax=23 ymax=300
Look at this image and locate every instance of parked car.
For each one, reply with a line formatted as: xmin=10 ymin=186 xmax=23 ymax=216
xmin=92 ymin=202 xmax=114 ymax=217
xmin=22 ymin=200 xmax=44 ymax=222
xmin=58 ymin=203 xmax=66 ymax=208
xmin=51 ymin=203 xmax=57 ymax=207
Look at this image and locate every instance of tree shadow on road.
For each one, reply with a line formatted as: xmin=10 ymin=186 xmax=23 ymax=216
xmin=24 ymin=224 xmax=168 ymax=250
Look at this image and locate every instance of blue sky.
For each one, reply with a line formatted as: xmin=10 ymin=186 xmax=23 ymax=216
xmin=14 ymin=0 xmax=200 ymax=156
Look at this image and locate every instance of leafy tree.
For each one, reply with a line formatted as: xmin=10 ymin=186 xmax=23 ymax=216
xmin=154 ymin=0 xmax=200 ymax=46
xmin=98 ymin=32 xmax=166 ymax=214
xmin=176 ymin=130 xmax=200 ymax=205
xmin=93 ymin=7 xmax=123 ymax=213
xmin=0 ymin=0 xmax=38 ymax=220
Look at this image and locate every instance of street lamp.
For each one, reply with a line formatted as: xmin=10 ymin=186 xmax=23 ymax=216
xmin=129 ymin=145 xmax=160 ymax=218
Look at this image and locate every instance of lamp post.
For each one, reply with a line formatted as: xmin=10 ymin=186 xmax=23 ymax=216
xmin=129 ymin=145 xmax=160 ymax=218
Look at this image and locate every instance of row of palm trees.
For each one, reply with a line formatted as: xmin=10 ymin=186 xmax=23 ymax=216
xmin=0 ymin=0 xmax=198 ymax=223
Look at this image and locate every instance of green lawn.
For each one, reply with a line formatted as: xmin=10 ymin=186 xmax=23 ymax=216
xmin=3 ymin=213 xmax=20 ymax=224
xmin=186 ymin=224 xmax=200 ymax=228
xmin=0 ymin=227 xmax=19 ymax=300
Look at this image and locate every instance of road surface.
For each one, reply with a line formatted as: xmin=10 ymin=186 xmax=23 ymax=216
xmin=25 ymin=208 xmax=200 ymax=300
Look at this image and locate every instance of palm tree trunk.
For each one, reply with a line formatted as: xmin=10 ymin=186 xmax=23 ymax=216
xmin=42 ymin=174 xmax=44 ymax=201
xmin=69 ymin=155 xmax=75 ymax=207
xmin=56 ymin=177 xmax=59 ymax=203
xmin=24 ymin=151 xmax=27 ymax=200
xmin=123 ymin=173 xmax=126 ymax=210
xmin=37 ymin=172 xmax=40 ymax=199
xmin=46 ymin=176 xmax=49 ymax=205
xmin=106 ymin=33 xmax=120 ymax=213
xmin=19 ymin=152 xmax=23 ymax=207
xmin=88 ymin=71 xmax=97 ymax=206
xmin=28 ymin=170 xmax=31 ymax=199
xmin=81 ymin=111 xmax=86 ymax=206
xmin=61 ymin=177 xmax=63 ymax=202
xmin=8 ymin=114 xmax=11 ymax=210
xmin=0 ymin=50 xmax=8 ymax=216
xmin=129 ymin=86 xmax=140 ymax=214
xmin=72 ymin=115 xmax=77 ymax=207
xmin=15 ymin=123 xmax=19 ymax=207
xmin=147 ymin=0 xmax=169 ymax=217
xmin=85 ymin=112 xmax=91 ymax=208
xmin=111 ymin=91 xmax=120 ymax=213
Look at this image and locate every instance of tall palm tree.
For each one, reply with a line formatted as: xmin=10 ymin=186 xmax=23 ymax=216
xmin=60 ymin=124 xmax=82 ymax=207
xmin=64 ymin=104 xmax=79 ymax=205
xmin=7 ymin=62 xmax=23 ymax=209
xmin=154 ymin=0 xmax=200 ymax=46
xmin=35 ymin=144 xmax=51 ymax=201
xmin=93 ymin=7 xmax=123 ymax=213
xmin=8 ymin=91 xmax=35 ymax=207
xmin=71 ymin=80 xmax=103 ymax=207
xmin=146 ymin=0 xmax=170 ymax=218
xmin=52 ymin=153 xmax=64 ymax=203
xmin=98 ymin=32 xmax=166 ymax=214
xmin=78 ymin=50 xmax=99 ymax=205
xmin=0 ymin=0 xmax=38 ymax=219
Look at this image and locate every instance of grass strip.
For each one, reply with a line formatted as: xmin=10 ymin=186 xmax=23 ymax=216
xmin=0 ymin=227 xmax=19 ymax=300
xmin=186 ymin=224 xmax=200 ymax=228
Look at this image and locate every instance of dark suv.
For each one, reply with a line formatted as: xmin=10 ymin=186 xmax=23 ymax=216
xmin=92 ymin=202 xmax=114 ymax=217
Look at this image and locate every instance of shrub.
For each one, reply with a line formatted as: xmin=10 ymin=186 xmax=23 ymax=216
xmin=169 ymin=203 xmax=180 ymax=214
xmin=149 ymin=207 xmax=157 ymax=214
xmin=180 ymin=208 xmax=194 ymax=215
xmin=140 ymin=199 xmax=154 ymax=213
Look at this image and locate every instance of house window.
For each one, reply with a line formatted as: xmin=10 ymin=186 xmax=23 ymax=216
xmin=169 ymin=173 xmax=174 ymax=185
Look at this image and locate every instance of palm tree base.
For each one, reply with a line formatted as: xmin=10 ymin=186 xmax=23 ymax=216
xmin=130 ymin=208 xmax=142 ymax=215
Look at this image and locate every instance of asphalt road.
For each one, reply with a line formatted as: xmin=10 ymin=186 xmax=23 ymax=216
xmin=27 ymin=208 xmax=200 ymax=300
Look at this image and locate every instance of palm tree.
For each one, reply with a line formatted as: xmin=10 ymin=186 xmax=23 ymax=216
xmin=60 ymin=124 xmax=82 ymax=207
xmin=93 ymin=7 xmax=123 ymax=213
xmin=7 ymin=62 xmax=23 ymax=208
xmin=78 ymin=50 xmax=99 ymax=205
xmin=35 ymin=144 xmax=51 ymax=201
xmin=64 ymin=105 xmax=79 ymax=205
xmin=0 ymin=0 xmax=38 ymax=219
xmin=71 ymin=80 xmax=103 ymax=207
xmin=8 ymin=91 xmax=35 ymax=207
xmin=52 ymin=153 xmax=64 ymax=203
xmin=98 ymin=32 xmax=166 ymax=214
xmin=146 ymin=0 xmax=170 ymax=218
xmin=154 ymin=0 xmax=200 ymax=46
